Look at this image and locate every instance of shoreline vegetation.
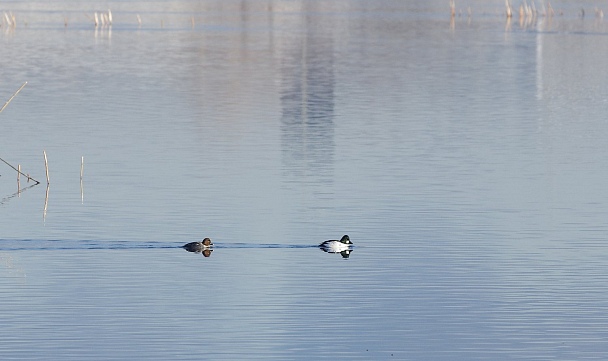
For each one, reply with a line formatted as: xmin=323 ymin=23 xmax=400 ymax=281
xmin=0 ymin=2 xmax=605 ymax=31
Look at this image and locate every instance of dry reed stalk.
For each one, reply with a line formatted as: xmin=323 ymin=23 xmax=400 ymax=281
xmin=3 ymin=12 xmax=15 ymax=28
xmin=505 ymin=0 xmax=513 ymax=18
xmin=547 ymin=1 xmax=555 ymax=17
xmin=43 ymin=150 xmax=50 ymax=185
xmin=0 ymin=81 xmax=27 ymax=114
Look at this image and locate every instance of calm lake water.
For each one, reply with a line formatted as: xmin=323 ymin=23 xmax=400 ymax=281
xmin=2 ymin=0 xmax=608 ymax=359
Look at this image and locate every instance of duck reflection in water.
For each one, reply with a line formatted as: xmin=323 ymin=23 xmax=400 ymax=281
xmin=182 ymin=238 xmax=213 ymax=257
xmin=319 ymin=235 xmax=353 ymax=258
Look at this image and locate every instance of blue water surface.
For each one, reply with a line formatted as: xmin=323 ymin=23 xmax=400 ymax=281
xmin=2 ymin=1 xmax=608 ymax=360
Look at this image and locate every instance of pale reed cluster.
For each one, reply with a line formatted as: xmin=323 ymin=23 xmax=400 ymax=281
xmin=448 ymin=0 xmax=604 ymax=20
xmin=85 ymin=9 xmax=113 ymax=27
xmin=2 ymin=11 xmax=16 ymax=28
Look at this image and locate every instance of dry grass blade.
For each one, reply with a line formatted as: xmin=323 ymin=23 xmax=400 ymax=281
xmin=0 ymin=81 xmax=27 ymax=113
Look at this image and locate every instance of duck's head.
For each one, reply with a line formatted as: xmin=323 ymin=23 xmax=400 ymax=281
xmin=339 ymin=235 xmax=352 ymax=244
xmin=202 ymin=238 xmax=213 ymax=246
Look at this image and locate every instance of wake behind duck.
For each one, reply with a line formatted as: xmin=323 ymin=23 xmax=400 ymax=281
xmin=181 ymin=235 xmax=353 ymax=258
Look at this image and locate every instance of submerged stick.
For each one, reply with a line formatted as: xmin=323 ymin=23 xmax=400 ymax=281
xmin=43 ymin=150 xmax=50 ymax=185
xmin=0 ymin=156 xmax=40 ymax=184
xmin=0 ymin=81 xmax=27 ymax=114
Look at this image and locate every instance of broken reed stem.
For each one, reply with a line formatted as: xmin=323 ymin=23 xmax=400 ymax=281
xmin=43 ymin=150 xmax=50 ymax=185
xmin=0 ymin=81 xmax=28 ymax=114
xmin=0 ymin=156 xmax=40 ymax=184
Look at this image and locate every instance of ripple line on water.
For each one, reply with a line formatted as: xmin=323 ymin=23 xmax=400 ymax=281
xmin=0 ymin=239 xmax=322 ymax=251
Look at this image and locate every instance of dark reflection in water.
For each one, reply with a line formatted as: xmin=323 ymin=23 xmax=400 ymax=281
xmin=184 ymin=248 xmax=213 ymax=257
xmin=280 ymin=4 xmax=335 ymax=186
xmin=0 ymin=239 xmax=324 ymax=252
xmin=319 ymin=248 xmax=353 ymax=259
xmin=0 ymin=183 xmax=39 ymax=205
